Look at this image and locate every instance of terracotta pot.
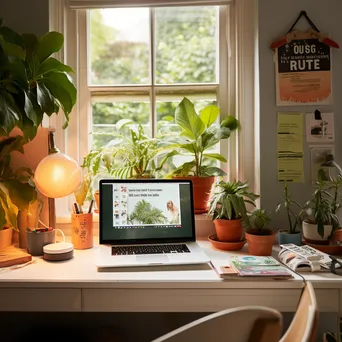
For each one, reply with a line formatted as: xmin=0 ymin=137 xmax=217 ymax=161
xmin=332 ymin=229 xmax=342 ymax=243
xmin=0 ymin=227 xmax=13 ymax=250
xmin=173 ymin=176 xmax=215 ymax=214
xmin=302 ymin=221 xmax=332 ymax=244
xmin=245 ymin=231 xmax=275 ymax=256
xmin=94 ymin=190 xmax=100 ymax=212
xmin=214 ymin=219 xmax=243 ymax=242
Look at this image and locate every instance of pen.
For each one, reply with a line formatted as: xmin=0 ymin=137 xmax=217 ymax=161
xmin=74 ymin=202 xmax=80 ymax=214
xmin=88 ymin=199 xmax=94 ymax=213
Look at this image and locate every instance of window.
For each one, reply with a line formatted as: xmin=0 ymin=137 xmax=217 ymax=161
xmin=49 ymin=0 xmax=258 ymax=218
xmin=88 ymin=6 xmax=221 ymax=152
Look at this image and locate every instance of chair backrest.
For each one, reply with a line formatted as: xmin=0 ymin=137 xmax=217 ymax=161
xmin=279 ymin=282 xmax=318 ymax=342
xmin=151 ymin=306 xmax=282 ymax=342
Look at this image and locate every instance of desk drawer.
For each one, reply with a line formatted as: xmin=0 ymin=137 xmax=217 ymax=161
xmin=0 ymin=288 xmax=82 ymax=312
xmin=83 ymin=288 xmax=304 ymax=312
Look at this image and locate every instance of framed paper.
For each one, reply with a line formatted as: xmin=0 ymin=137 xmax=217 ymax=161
xmin=306 ymin=112 xmax=334 ymax=143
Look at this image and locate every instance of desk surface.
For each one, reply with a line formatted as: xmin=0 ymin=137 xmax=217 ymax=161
xmin=0 ymin=239 xmax=340 ymax=289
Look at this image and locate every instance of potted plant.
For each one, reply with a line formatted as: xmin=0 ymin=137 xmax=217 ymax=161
xmin=207 ymin=180 xmax=259 ymax=244
xmin=302 ymin=179 xmax=340 ymax=244
xmin=244 ymin=208 xmax=275 ymax=256
xmin=275 ymin=182 xmax=304 ymax=246
xmin=0 ymin=19 xmax=76 ymax=140
xmin=0 ymin=136 xmax=37 ymax=249
xmin=81 ymin=120 xmax=160 ymax=210
xmin=157 ymin=97 xmax=239 ymax=214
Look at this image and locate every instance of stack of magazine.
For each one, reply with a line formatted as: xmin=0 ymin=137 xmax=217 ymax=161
xmin=278 ymin=243 xmax=337 ymax=272
xmin=210 ymin=255 xmax=293 ymax=279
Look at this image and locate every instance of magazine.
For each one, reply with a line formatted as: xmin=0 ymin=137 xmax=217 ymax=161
xmin=278 ymin=243 xmax=338 ymax=272
xmin=230 ymin=255 xmax=292 ymax=278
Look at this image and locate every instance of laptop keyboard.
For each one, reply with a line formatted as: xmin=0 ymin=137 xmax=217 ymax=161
xmin=112 ymin=244 xmax=191 ymax=255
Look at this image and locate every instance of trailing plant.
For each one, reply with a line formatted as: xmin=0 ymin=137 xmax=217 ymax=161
xmin=0 ymin=19 xmax=76 ymax=140
xmin=244 ymin=208 xmax=272 ymax=236
xmin=275 ymin=182 xmax=304 ymax=234
xmin=157 ymin=97 xmax=239 ymax=177
xmin=0 ymin=135 xmax=37 ymax=230
xmin=80 ymin=120 xmax=159 ymax=200
xmin=303 ymin=180 xmax=340 ymax=239
xmin=207 ymin=180 xmax=259 ymax=223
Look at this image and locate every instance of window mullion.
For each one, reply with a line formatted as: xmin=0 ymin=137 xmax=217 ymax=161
xmin=150 ymin=8 xmax=156 ymax=137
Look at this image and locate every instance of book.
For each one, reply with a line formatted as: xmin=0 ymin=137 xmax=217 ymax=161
xmin=278 ymin=243 xmax=340 ymax=272
xmin=230 ymin=255 xmax=293 ymax=278
xmin=210 ymin=260 xmax=239 ymax=279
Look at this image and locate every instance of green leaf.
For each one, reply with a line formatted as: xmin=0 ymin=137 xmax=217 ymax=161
xmin=202 ymin=153 xmax=227 ymax=162
xmin=199 ymin=166 xmax=226 ymax=176
xmin=36 ymin=82 xmax=57 ymax=115
xmin=213 ymin=126 xmax=231 ymax=140
xmin=175 ymin=97 xmax=205 ymax=140
xmin=37 ymin=31 xmax=63 ymax=63
xmin=0 ymin=206 xmax=6 ymax=229
xmin=1 ymin=40 xmax=25 ymax=59
xmin=24 ymin=92 xmax=38 ymax=125
xmin=0 ymin=26 xmax=24 ymax=47
xmin=3 ymin=180 xmax=37 ymax=211
xmin=0 ymin=92 xmax=19 ymax=134
xmin=42 ymin=72 xmax=77 ymax=122
xmin=37 ymin=57 xmax=74 ymax=77
xmin=200 ymin=105 xmax=219 ymax=128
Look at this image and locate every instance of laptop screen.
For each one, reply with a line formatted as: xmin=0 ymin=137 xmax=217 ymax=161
xmin=99 ymin=179 xmax=196 ymax=244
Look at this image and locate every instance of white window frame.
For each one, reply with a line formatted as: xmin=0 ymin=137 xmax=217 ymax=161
xmin=49 ymin=0 xmax=259 ymax=219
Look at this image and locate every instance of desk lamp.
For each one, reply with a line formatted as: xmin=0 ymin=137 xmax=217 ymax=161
xmin=321 ymin=153 xmax=342 ymax=180
xmin=34 ymin=131 xmax=82 ymax=260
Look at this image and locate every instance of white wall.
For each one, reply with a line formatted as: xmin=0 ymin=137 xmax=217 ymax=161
xmin=258 ymin=0 xmax=342 ymax=229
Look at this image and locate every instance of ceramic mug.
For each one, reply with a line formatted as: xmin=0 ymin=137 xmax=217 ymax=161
xmin=26 ymin=228 xmax=65 ymax=256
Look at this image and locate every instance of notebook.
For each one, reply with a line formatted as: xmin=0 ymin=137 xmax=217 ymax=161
xmin=95 ymin=179 xmax=210 ymax=268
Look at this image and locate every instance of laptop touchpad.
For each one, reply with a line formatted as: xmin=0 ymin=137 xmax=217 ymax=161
xmin=136 ymin=255 xmax=169 ymax=264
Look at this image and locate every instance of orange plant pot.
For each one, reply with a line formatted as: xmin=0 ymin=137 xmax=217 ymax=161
xmin=0 ymin=227 xmax=13 ymax=250
xmin=214 ymin=219 xmax=243 ymax=242
xmin=173 ymin=176 xmax=215 ymax=214
xmin=245 ymin=231 xmax=275 ymax=256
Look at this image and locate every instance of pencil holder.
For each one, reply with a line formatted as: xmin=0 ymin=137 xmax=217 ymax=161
xmin=71 ymin=213 xmax=93 ymax=249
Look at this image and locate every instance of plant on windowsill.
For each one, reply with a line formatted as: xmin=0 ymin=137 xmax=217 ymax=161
xmin=275 ymin=182 xmax=304 ymax=246
xmin=0 ymin=136 xmax=37 ymax=249
xmin=302 ymin=179 xmax=341 ymax=245
xmin=243 ymin=208 xmax=275 ymax=256
xmin=207 ymin=180 xmax=259 ymax=250
xmin=157 ymin=97 xmax=240 ymax=214
xmin=0 ymin=19 xmax=77 ymax=140
xmin=79 ymin=119 xmax=160 ymax=211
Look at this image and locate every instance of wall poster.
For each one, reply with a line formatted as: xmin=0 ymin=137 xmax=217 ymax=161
xmin=274 ymin=33 xmax=332 ymax=106
xmin=271 ymin=11 xmax=339 ymax=106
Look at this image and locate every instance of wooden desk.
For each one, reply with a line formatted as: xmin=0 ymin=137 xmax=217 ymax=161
xmin=0 ymin=240 xmax=340 ymax=314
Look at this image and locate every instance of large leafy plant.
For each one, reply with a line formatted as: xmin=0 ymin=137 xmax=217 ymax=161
xmin=303 ymin=180 xmax=340 ymax=238
xmin=207 ymin=180 xmax=259 ymax=222
xmin=0 ymin=135 xmax=37 ymax=230
xmin=0 ymin=19 xmax=76 ymax=140
xmin=244 ymin=208 xmax=272 ymax=236
xmin=158 ymin=97 xmax=239 ymax=177
xmin=77 ymin=120 xmax=159 ymax=202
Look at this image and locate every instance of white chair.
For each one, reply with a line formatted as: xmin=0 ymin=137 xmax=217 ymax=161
xmin=151 ymin=306 xmax=283 ymax=342
xmin=280 ymin=282 xmax=318 ymax=342
xmin=152 ymin=282 xmax=317 ymax=342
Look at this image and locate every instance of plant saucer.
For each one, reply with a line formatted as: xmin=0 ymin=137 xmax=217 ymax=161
xmin=303 ymin=241 xmax=342 ymax=256
xmin=208 ymin=234 xmax=246 ymax=251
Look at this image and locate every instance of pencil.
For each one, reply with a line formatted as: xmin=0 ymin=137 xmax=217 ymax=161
xmin=73 ymin=202 xmax=80 ymax=214
xmin=88 ymin=199 xmax=94 ymax=213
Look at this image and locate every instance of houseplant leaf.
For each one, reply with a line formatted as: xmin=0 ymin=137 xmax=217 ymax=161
xmin=37 ymin=31 xmax=64 ymax=63
xmin=200 ymin=105 xmax=219 ymax=128
xmin=175 ymin=97 xmax=205 ymax=140
xmin=37 ymin=57 xmax=74 ymax=76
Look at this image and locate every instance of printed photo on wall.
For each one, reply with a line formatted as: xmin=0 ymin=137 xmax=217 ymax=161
xmin=310 ymin=146 xmax=334 ymax=183
xmin=306 ymin=112 xmax=334 ymax=143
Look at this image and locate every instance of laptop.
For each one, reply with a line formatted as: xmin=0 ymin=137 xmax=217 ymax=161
xmin=96 ymin=179 xmax=210 ymax=268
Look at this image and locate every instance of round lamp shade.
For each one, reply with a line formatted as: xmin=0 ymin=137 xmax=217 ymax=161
xmin=34 ymin=152 xmax=82 ymax=198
